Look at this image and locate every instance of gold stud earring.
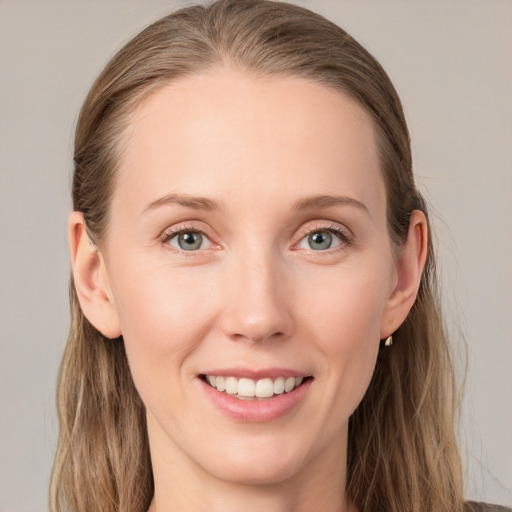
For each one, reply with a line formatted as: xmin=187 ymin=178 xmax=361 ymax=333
xmin=384 ymin=335 xmax=393 ymax=347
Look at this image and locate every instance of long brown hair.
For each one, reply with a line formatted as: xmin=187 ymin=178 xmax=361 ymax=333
xmin=50 ymin=1 xmax=464 ymax=511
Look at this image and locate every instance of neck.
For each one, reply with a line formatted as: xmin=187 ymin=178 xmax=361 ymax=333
xmin=148 ymin=471 xmax=354 ymax=512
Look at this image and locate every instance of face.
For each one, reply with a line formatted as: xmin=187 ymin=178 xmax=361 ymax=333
xmin=100 ymin=69 xmax=399 ymax=486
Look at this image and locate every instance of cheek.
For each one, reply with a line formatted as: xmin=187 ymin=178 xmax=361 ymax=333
xmin=301 ymin=255 xmax=392 ymax=347
xmin=300 ymin=257 xmax=392 ymax=414
xmin=108 ymin=259 xmax=217 ymax=390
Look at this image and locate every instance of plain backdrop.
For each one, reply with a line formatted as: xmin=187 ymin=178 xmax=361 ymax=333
xmin=0 ymin=1 xmax=511 ymax=510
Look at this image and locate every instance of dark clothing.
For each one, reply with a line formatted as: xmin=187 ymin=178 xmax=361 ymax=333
xmin=466 ymin=502 xmax=512 ymax=512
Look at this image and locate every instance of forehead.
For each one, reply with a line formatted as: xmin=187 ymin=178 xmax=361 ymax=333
xmin=113 ymin=68 xmax=384 ymax=218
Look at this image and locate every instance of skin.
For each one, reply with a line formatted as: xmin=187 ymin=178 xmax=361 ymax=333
xmin=70 ymin=68 xmax=428 ymax=512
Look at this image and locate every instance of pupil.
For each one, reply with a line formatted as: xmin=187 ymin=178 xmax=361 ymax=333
xmin=180 ymin=232 xmax=201 ymax=250
xmin=309 ymin=231 xmax=332 ymax=250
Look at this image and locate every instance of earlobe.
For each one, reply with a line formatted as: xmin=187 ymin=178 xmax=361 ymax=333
xmin=380 ymin=210 xmax=428 ymax=338
xmin=69 ymin=212 xmax=122 ymax=339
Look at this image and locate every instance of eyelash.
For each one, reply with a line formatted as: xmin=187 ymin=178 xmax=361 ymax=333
xmin=295 ymin=223 xmax=353 ymax=252
xmin=159 ymin=222 xmax=353 ymax=256
xmin=159 ymin=224 xmax=212 ymax=257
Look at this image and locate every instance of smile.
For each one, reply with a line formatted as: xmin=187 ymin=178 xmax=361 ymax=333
xmin=198 ymin=372 xmax=313 ymax=422
xmin=203 ymin=375 xmax=307 ymax=399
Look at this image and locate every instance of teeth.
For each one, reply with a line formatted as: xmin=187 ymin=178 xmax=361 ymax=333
xmin=204 ymin=374 xmax=307 ymax=399
xmin=273 ymin=377 xmax=285 ymax=394
xmin=225 ymin=376 xmax=238 ymax=395
xmin=284 ymin=377 xmax=295 ymax=392
xmin=216 ymin=376 xmax=226 ymax=392
xmin=238 ymin=378 xmax=255 ymax=397
xmin=255 ymin=378 xmax=274 ymax=398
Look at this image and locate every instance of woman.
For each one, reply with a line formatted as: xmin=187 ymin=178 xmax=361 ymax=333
xmin=49 ymin=1 xmax=510 ymax=511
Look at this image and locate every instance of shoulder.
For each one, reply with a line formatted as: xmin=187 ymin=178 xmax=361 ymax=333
xmin=465 ymin=502 xmax=512 ymax=512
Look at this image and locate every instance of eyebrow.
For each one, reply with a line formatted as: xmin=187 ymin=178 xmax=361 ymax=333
xmin=143 ymin=192 xmax=368 ymax=215
xmin=291 ymin=194 xmax=369 ymax=214
xmin=143 ymin=192 xmax=225 ymax=213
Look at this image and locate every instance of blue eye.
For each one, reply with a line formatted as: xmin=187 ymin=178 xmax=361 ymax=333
xmin=163 ymin=229 xmax=212 ymax=251
xmin=297 ymin=227 xmax=347 ymax=251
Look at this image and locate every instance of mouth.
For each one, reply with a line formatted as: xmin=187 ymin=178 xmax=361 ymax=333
xmin=198 ymin=370 xmax=314 ymax=422
xmin=199 ymin=374 xmax=313 ymax=400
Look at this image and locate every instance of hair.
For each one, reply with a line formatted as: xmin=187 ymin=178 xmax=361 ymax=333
xmin=50 ymin=1 xmax=465 ymax=511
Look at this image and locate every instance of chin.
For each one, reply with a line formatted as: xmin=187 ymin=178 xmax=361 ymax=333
xmin=200 ymin=438 xmax=307 ymax=485
xmin=209 ymin=461 xmax=300 ymax=486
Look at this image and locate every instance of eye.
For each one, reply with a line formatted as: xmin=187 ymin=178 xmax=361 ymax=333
xmin=296 ymin=225 xmax=351 ymax=251
xmin=161 ymin=226 xmax=213 ymax=252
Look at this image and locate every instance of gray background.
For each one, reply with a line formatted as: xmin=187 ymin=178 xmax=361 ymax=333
xmin=0 ymin=1 xmax=510 ymax=510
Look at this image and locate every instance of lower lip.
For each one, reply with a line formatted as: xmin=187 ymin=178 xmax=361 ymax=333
xmin=198 ymin=377 xmax=312 ymax=423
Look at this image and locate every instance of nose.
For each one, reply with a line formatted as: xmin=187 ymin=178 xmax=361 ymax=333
xmin=218 ymin=250 xmax=294 ymax=344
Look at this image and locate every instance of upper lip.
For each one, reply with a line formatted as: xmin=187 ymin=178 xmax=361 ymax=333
xmin=200 ymin=367 xmax=311 ymax=380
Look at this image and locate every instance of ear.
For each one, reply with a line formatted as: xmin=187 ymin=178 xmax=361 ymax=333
xmin=380 ymin=210 xmax=428 ymax=338
xmin=68 ymin=211 xmax=122 ymax=339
